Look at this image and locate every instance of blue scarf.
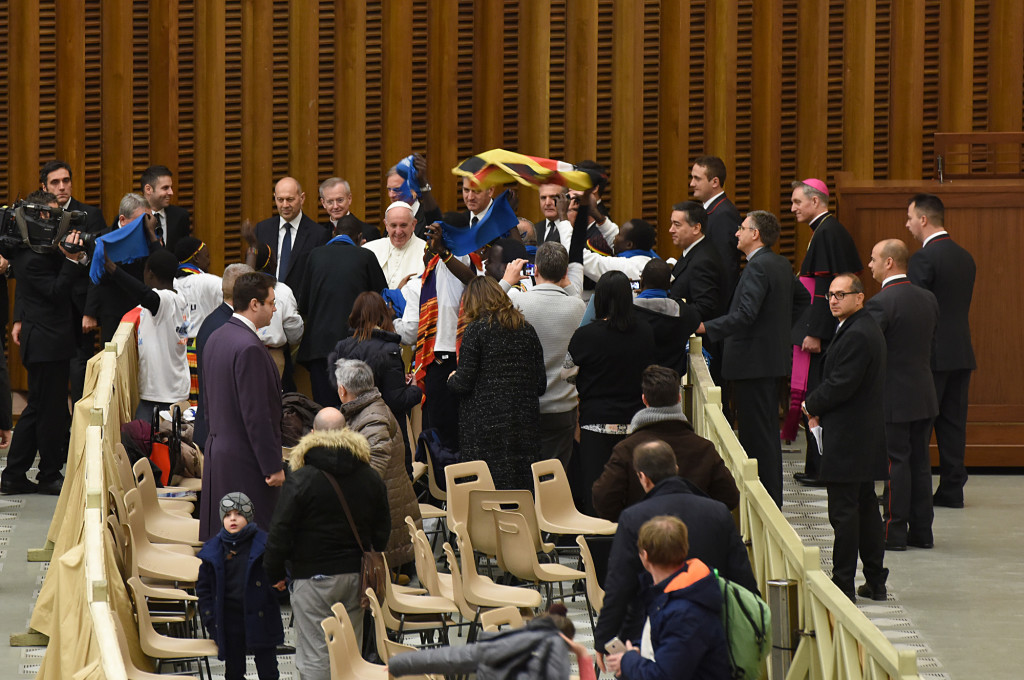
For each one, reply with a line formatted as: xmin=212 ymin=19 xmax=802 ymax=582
xmin=217 ymin=522 xmax=257 ymax=549
xmin=327 ymin=234 xmax=356 ymax=247
xmin=89 ymin=214 xmax=150 ymax=283
xmin=441 ymin=190 xmax=518 ymax=256
xmin=616 ymin=248 xmax=660 ymax=259
xmin=525 ymin=245 xmax=538 ymax=257
xmin=636 ymin=288 xmax=668 ymax=299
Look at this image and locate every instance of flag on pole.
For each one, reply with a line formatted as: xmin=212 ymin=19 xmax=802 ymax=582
xmin=452 ymin=149 xmax=596 ymax=191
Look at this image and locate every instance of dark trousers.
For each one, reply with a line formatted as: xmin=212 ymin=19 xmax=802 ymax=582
xmin=827 ymin=480 xmax=886 ymax=593
xmin=70 ymin=327 xmax=97 ymax=403
xmin=931 ymin=369 xmax=971 ymax=503
xmin=733 ymin=377 xmax=783 ymax=507
xmin=303 ymin=358 xmax=341 ymax=408
xmin=884 ymin=419 xmax=934 ymax=545
xmin=3 ymin=359 xmax=71 ymax=485
xmin=575 ymin=430 xmax=626 ymax=515
xmin=423 ymin=355 xmax=459 ymax=452
xmin=802 ymin=352 xmax=824 ymax=477
xmin=222 ymin=604 xmax=279 ymax=680
xmin=538 ymin=409 xmax=577 ymax=470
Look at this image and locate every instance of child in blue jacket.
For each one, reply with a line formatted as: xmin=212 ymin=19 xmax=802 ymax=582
xmin=197 ymin=492 xmax=284 ymax=680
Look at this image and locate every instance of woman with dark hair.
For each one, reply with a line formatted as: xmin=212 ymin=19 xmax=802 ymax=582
xmin=566 ymin=270 xmax=656 ymax=513
xmin=447 ymin=276 xmax=546 ymax=490
xmin=328 ymin=291 xmax=422 ymax=471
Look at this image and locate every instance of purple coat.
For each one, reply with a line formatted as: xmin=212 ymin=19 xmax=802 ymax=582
xmin=199 ymin=317 xmax=284 ymax=539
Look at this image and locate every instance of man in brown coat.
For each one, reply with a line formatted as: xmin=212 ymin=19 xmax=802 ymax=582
xmin=336 ymin=358 xmax=422 ymax=569
xmin=592 ymin=365 xmax=738 ymax=521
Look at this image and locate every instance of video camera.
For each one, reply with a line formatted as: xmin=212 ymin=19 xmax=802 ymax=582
xmin=0 ymin=200 xmax=93 ymax=255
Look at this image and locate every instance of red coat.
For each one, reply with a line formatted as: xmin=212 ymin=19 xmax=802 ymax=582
xmin=199 ymin=317 xmax=283 ymax=539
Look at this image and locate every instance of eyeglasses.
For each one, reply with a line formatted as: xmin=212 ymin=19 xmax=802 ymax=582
xmin=828 ymin=291 xmax=859 ymax=301
xmin=321 ymin=198 xmax=349 ymax=207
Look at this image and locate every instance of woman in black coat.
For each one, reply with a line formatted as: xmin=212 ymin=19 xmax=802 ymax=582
xmin=566 ymin=270 xmax=656 ymax=514
xmin=448 ymin=276 xmax=546 ymax=490
xmin=328 ymin=291 xmax=423 ymax=470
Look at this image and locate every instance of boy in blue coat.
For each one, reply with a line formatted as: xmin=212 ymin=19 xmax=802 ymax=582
xmin=197 ymin=492 xmax=284 ymax=680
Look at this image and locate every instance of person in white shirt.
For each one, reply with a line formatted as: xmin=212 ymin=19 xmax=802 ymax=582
xmin=104 ymin=248 xmax=191 ymax=420
xmin=173 ymin=237 xmax=223 ymax=339
xmin=364 ymin=201 xmax=427 ymax=289
xmin=247 ymin=244 xmax=305 ymax=377
xmin=580 ymin=218 xmax=658 ymax=283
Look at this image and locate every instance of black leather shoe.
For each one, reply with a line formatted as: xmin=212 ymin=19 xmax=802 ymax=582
xmin=0 ymin=477 xmax=39 ymax=495
xmin=37 ymin=479 xmax=63 ymax=496
xmin=907 ymin=538 xmax=934 ymax=549
xmin=885 ymin=540 xmax=907 ymax=552
xmin=857 ymin=582 xmax=888 ymax=601
xmin=933 ymin=495 xmax=964 ymax=509
xmin=793 ymin=472 xmax=827 ymax=487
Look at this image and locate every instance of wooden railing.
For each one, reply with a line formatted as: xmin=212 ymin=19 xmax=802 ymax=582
xmin=685 ymin=338 xmax=920 ymax=680
xmin=934 ymin=132 xmax=1024 ymax=180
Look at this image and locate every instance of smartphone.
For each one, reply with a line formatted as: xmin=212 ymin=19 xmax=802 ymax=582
xmin=630 ymin=280 xmax=640 ymax=291
xmin=605 ymin=637 xmax=626 ymax=655
xmin=523 ymin=263 xmax=536 ymax=276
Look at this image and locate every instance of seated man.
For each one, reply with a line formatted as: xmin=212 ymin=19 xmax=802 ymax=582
xmin=604 ymin=515 xmax=731 ymax=680
xmin=593 ymin=365 xmax=738 ymax=520
xmin=264 ymin=406 xmax=390 ymax=680
xmin=594 ymin=441 xmax=755 ymax=665
xmin=336 ymin=359 xmax=422 ymax=571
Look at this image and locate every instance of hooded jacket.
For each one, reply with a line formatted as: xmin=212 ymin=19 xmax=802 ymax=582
xmin=632 ymin=294 xmax=702 ymax=375
xmin=620 ymin=558 xmax=730 ymax=680
xmin=264 ymin=428 xmax=391 ymax=581
xmin=388 ymin=616 xmax=571 ymax=680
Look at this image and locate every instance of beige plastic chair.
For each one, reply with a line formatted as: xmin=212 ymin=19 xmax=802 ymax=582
xmin=453 ymin=525 xmax=541 ymax=640
xmin=115 ymin=443 xmax=195 ymax=514
xmin=113 ymin=603 xmax=199 ymax=680
xmin=493 ymin=510 xmax=588 ymax=607
xmin=123 ymin=491 xmax=200 ymax=583
xmin=531 ymin=459 xmax=617 ymax=536
xmin=467 ymin=489 xmax=554 ymax=560
xmin=444 ymin=460 xmax=495 ymax=541
xmin=127 ymin=577 xmax=217 ymax=679
xmin=405 ymin=517 xmax=454 ymax=600
xmin=577 ymin=534 xmax=605 ymax=633
xmin=321 ymin=608 xmax=387 ymax=680
xmin=132 ymin=459 xmax=201 ymax=545
xmin=479 ymin=606 xmax=525 ymax=633
xmin=382 ymin=553 xmax=459 ymax=640
xmin=364 ymin=589 xmax=441 ymax=679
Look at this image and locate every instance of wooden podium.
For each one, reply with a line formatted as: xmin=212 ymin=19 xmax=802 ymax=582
xmin=835 ymin=177 xmax=1024 ymax=467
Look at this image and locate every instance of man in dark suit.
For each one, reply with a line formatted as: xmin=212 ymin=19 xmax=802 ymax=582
xmin=296 ymin=216 xmax=386 ymax=407
xmin=141 ymin=165 xmax=191 ymax=252
xmin=906 ymin=193 xmax=976 ymax=509
xmin=699 ymin=211 xmax=809 ymax=507
xmin=39 ymin=160 xmax=107 ymax=402
xmin=534 ymin=183 xmax=571 ymax=250
xmin=319 ymin=176 xmax=380 ymax=243
xmin=668 ymin=200 xmax=727 ymax=322
xmin=385 ymin=154 xmax=442 ymax=239
xmin=866 ymin=239 xmax=939 ymax=550
xmin=689 ymin=155 xmax=741 ymax=298
xmin=593 ymin=441 xmax=756 ymax=666
xmin=804 ymin=273 xmax=888 ymax=602
xmin=1 ymin=203 xmax=88 ymax=496
xmin=790 ymin=178 xmax=863 ymax=485
xmin=255 ymin=176 xmax=330 ymax=292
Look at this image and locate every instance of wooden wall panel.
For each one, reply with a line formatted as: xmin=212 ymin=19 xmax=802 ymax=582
xmin=705 ymin=0 xmax=737 ymax=185
xmin=890 ymin=0 xmax=925 ymax=179
xmin=842 ymin=0 xmax=876 ymax=178
xmin=750 ymin=0 xmax=782 ymax=217
xmin=55 ymin=1 xmax=86 ymax=185
xmin=426 ymin=0 xmax=458 ymax=215
xmin=564 ymin=0 xmax=597 ymax=163
xmin=610 ymin=0 xmax=642 ymax=222
xmin=656 ymin=0 xmax=691 ymax=251
xmin=334 ymin=0 xmax=367 ymax=219
xmin=194 ymin=0 xmax=225 ymax=267
xmin=241 ymin=0 xmax=273 ymax=235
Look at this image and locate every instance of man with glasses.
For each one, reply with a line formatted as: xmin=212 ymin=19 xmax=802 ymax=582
xmin=319 ymin=177 xmax=380 ymax=243
xmin=804 ymin=273 xmax=889 ymax=602
xmin=385 ymin=153 xmax=441 ymax=238
xmin=698 ymin=211 xmax=809 ymax=507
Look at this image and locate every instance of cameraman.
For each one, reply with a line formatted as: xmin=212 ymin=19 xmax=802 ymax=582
xmin=1 ymin=190 xmax=88 ymax=495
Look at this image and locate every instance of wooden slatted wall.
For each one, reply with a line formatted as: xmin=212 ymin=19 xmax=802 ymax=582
xmin=0 ymin=0 xmax=1020 ymax=271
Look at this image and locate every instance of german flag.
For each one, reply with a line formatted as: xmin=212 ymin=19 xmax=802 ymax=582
xmin=452 ymin=149 xmax=597 ymax=191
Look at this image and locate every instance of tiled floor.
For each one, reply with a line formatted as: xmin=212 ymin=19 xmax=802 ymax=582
xmin=3 ymin=444 xmax=1023 ymax=679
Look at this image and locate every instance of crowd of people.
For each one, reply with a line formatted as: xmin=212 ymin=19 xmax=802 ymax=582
xmin=0 ymin=153 xmax=975 ymax=678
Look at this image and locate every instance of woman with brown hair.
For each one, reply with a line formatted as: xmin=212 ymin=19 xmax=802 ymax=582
xmin=447 ymin=276 xmax=546 ymax=490
xmin=328 ymin=291 xmax=422 ymax=470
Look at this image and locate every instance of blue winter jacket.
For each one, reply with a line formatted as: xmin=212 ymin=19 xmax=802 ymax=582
xmin=196 ymin=526 xmax=284 ymax=658
xmin=619 ymin=558 xmax=731 ymax=680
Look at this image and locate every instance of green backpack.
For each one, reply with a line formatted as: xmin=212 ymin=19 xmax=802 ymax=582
xmin=714 ymin=570 xmax=772 ymax=679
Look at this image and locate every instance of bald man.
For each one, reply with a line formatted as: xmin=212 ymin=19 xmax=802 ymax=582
xmin=255 ymin=176 xmax=330 ymax=290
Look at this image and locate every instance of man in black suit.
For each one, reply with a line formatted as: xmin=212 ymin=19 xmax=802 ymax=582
xmin=1 ymin=196 xmax=89 ymax=496
xmin=699 ymin=211 xmax=809 ymax=506
xmin=385 ymin=154 xmax=442 ymax=239
xmin=668 ymin=201 xmax=727 ymax=321
xmin=866 ymin=239 xmax=939 ymax=550
xmin=804 ymin=273 xmax=888 ymax=602
xmin=39 ymin=160 xmax=107 ymax=402
xmin=593 ymin=441 xmax=756 ymax=666
xmin=255 ymin=176 xmax=330 ymax=292
xmin=319 ymin=177 xmax=380 ymax=243
xmin=906 ymin=193 xmax=976 ymax=509
xmin=296 ymin=216 xmax=386 ymax=407
xmin=141 ymin=165 xmax=191 ymax=252
xmin=460 ymin=176 xmax=495 ymax=226
xmin=534 ymin=183 xmax=571 ymax=250
xmin=690 ymin=155 xmax=741 ymax=298
xmin=790 ymin=178 xmax=863 ymax=486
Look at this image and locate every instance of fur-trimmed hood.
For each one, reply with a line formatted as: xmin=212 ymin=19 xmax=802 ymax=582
xmin=287 ymin=427 xmax=371 ymax=472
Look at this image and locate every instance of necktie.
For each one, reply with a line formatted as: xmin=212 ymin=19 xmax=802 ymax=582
xmin=279 ymin=223 xmax=292 ymax=279
xmin=547 ymin=221 xmax=557 ymax=242
xmin=471 ymin=215 xmax=479 ymax=227
xmin=155 ymin=213 xmax=165 ymax=245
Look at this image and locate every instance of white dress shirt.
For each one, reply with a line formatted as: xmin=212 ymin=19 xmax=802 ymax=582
xmin=258 ymin=281 xmax=304 ymax=348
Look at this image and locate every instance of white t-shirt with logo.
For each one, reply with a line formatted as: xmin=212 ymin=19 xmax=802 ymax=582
xmin=138 ymin=289 xmax=191 ymax=403
xmin=173 ymin=272 xmax=223 ymax=339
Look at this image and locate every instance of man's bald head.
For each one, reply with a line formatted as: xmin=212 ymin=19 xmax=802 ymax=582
xmin=313 ymin=407 xmax=346 ymax=431
xmin=878 ymin=238 xmax=908 ymax=271
xmin=274 ymin=176 xmax=305 ymax=221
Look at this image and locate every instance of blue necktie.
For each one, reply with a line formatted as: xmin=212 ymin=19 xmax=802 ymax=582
xmin=279 ymin=223 xmax=292 ymax=279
